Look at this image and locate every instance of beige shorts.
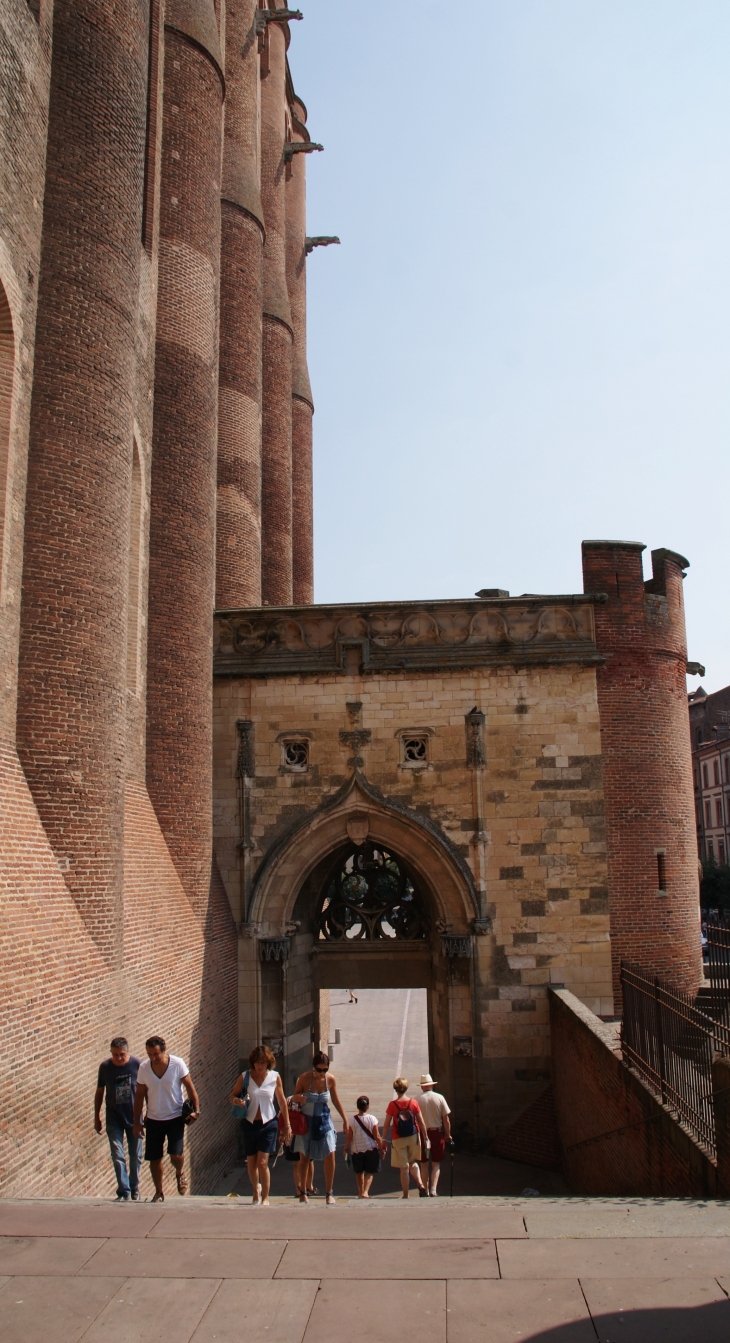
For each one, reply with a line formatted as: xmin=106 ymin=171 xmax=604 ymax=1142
xmin=391 ymin=1134 xmax=421 ymax=1168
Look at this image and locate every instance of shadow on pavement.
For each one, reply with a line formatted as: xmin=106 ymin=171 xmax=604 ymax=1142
xmin=523 ymin=1300 xmax=730 ymax=1342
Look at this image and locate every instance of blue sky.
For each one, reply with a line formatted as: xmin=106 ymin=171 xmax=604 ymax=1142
xmin=291 ymin=1 xmax=730 ymax=692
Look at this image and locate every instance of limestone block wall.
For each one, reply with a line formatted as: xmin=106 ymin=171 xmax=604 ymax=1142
xmin=213 ymin=610 xmax=612 ymax=1139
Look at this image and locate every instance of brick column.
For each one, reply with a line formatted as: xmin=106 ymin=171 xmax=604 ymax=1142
xmin=16 ymin=0 xmax=148 ymax=965
xmin=582 ymin=540 xmax=702 ymax=998
xmin=216 ymin=0 xmax=265 ymax=610
xmin=287 ymin=98 xmax=314 ymax=604
xmin=260 ymin=6 xmax=294 ymax=605
xmin=147 ymin=0 xmax=223 ymax=916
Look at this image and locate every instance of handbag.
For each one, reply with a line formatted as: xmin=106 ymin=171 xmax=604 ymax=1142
xmin=289 ymin=1108 xmax=308 ymax=1136
xmin=230 ymin=1070 xmax=250 ymax=1121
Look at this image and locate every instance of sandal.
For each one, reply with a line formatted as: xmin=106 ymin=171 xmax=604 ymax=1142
xmin=298 ymin=1190 xmax=309 ymax=1203
xmin=325 ymin=1192 xmax=336 ymax=1205
xmin=151 ymin=1191 xmax=165 ymax=1203
xmin=176 ymin=1172 xmax=189 ymax=1196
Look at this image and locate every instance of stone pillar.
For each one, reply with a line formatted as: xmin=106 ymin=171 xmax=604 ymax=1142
xmin=147 ymin=0 xmax=224 ymax=916
xmin=260 ymin=6 xmax=294 ymax=605
xmin=217 ymin=0 xmax=265 ymax=610
xmin=582 ymin=541 xmax=703 ymax=999
xmin=286 ymin=98 xmax=314 ymax=604
xmin=16 ymin=0 xmax=148 ymax=965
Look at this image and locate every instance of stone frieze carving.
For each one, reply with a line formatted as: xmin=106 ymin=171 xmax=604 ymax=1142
xmin=214 ymin=597 xmax=600 ymax=677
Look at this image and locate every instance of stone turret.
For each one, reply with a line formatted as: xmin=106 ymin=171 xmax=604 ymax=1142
xmin=582 ymin=540 xmax=703 ymax=998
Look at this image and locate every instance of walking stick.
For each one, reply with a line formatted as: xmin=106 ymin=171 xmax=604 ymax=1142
xmin=449 ymin=1141 xmax=454 ymax=1197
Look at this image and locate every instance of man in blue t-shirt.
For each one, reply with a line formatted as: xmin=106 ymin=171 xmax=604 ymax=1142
xmin=94 ymin=1037 xmax=142 ymax=1201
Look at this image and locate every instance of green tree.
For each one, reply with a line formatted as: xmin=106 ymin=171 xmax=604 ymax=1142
xmin=700 ymin=860 xmax=730 ymax=913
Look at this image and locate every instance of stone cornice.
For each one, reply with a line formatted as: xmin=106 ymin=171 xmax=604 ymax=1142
xmin=214 ymin=595 xmax=603 ymax=678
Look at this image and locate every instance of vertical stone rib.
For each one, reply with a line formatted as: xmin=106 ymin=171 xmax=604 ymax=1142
xmin=147 ymin=0 xmax=223 ymax=916
xmin=287 ymin=97 xmax=314 ymax=604
xmin=217 ymin=0 xmax=265 ymax=610
xmin=260 ymin=10 xmax=293 ymax=605
xmin=16 ymin=0 xmax=147 ymax=966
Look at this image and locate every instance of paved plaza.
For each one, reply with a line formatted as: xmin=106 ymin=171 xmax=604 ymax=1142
xmin=1 ymin=1195 xmax=730 ymax=1341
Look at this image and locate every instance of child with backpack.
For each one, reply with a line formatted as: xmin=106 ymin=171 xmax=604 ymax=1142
xmin=382 ymin=1077 xmax=430 ymax=1198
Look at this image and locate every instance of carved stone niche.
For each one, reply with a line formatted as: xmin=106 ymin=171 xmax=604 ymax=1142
xmin=465 ymin=708 xmax=486 ymax=768
xmin=346 ymin=813 xmax=369 ymax=846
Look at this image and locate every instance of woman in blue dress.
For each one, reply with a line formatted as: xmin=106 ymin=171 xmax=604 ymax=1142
xmin=293 ymin=1050 xmax=350 ymax=1204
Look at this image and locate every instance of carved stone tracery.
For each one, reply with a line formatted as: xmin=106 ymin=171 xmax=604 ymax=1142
xmin=317 ymin=843 xmax=429 ymax=942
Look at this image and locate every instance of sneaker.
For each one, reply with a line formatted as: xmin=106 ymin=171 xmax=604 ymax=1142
xmin=114 ymin=1194 xmax=130 ymax=1202
xmin=130 ymin=1190 xmax=140 ymax=1202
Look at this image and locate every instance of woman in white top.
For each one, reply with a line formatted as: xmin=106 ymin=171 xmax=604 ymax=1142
xmin=230 ymin=1044 xmax=291 ymax=1205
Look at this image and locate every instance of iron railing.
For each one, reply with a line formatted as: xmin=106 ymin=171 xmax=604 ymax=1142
xmin=705 ymin=918 xmax=730 ymax=1026
xmin=620 ymin=962 xmax=730 ymax=1157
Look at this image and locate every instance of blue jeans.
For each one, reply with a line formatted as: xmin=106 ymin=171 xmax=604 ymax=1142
xmin=106 ymin=1112 xmax=141 ymax=1197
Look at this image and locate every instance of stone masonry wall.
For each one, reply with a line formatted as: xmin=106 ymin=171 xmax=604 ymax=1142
xmin=213 ymin=655 xmax=612 ymax=1138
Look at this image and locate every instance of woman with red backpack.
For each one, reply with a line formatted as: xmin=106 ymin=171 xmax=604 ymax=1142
xmin=382 ymin=1077 xmax=430 ymax=1198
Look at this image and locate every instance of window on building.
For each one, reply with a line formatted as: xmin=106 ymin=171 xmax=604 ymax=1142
xmin=706 ymin=800 xmax=713 ymax=827
xmin=708 ymin=841 xmax=715 ymax=861
xmin=656 ymin=852 xmax=667 ymax=891
xmin=720 ymin=841 xmax=726 ymax=866
xmin=726 ymin=756 xmax=730 ymax=783
xmin=281 ymin=738 xmax=309 ymax=772
xmin=703 ymin=764 xmax=710 ymax=788
xmin=397 ymin=728 xmax=433 ymax=768
xmin=714 ymin=761 xmax=721 ymax=787
xmin=717 ymin=798 xmax=724 ymax=828
xmin=696 ymin=728 xmax=703 ymax=745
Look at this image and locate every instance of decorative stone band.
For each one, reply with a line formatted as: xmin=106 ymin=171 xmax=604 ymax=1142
xmin=259 ymin=937 xmax=290 ymax=962
xmin=214 ymin=594 xmax=604 ymax=677
xmin=441 ymin=934 xmax=472 ymax=958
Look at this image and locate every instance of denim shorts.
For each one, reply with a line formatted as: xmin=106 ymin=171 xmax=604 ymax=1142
xmin=242 ymin=1117 xmax=279 ymax=1157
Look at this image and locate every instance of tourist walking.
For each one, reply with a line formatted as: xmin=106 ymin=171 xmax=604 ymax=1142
xmin=344 ymin=1095 xmax=385 ymax=1198
xmin=293 ymin=1050 xmax=350 ymax=1204
xmin=94 ymin=1037 xmax=142 ymax=1201
xmin=230 ymin=1045 xmax=291 ymax=1206
xmin=417 ymin=1073 xmax=452 ymax=1196
xmin=132 ymin=1036 xmax=199 ymax=1202
xmin=382 ymin=1077 xmax=429 ymax=1198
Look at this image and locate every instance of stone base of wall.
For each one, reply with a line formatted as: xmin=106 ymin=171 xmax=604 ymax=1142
xmin=550 ymin=987 xmax=717 ymax=1197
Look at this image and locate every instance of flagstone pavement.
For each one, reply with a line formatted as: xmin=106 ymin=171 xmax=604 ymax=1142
xmin=1 ymin=1195 xmax=730 ymax=1342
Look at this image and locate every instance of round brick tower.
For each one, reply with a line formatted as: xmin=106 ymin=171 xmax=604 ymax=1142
xmin=582 ymin=540 xmax=703 ymax=999
xmin=287 ymin=96 xmax=315 ymax=604
xmin=16 ymin=0 xmax=148 ymax=965
xmin=260 ymin=5 xmax=294 ymax=605
xmin=216 ymin=0 xmax=265 ymax=610
xmin=146 ymin=0 xmax=223 ymax=916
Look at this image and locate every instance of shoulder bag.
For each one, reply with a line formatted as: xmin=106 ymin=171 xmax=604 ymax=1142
xmin=230 ymin=1069 xmax=250 ymax=1121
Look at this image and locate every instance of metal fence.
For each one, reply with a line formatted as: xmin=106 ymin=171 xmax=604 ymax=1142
xmin=706 ymin=918 xmax=730 ymax=1026
xmin=620 ymin=962 xmax=730 ymax=1157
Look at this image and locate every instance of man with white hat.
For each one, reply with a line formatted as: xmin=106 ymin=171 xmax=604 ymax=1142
xmin=417 ymin=1073 xmax=452 ymax=1196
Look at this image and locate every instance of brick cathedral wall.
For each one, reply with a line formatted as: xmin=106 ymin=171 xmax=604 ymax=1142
xmin=217 ymin=0 xmax=265 ymax=610
xmin=16 ymin=0 xmax=148 ymax=966
xmin=147 ymin=18 xmax=223 ymax=916
xmin=260 ymin=16 xmax=293 ymax=604
xmin=291 ymin=396 xmax=314 ymax=602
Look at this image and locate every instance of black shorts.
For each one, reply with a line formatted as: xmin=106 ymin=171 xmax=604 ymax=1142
xmin=242 ymin=1117 xmax=279 ymax=1157
xmin=352 ymin=1148 xmax=380 ymax=1175
xmin=144 ymin=1116 xmax=186 ymax=1162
